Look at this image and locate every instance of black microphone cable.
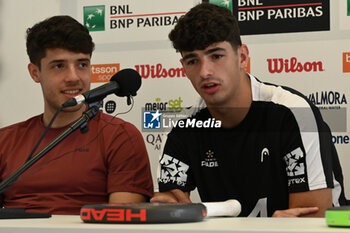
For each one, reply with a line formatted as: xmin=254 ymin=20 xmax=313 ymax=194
xmin=1 ymin=105 xmax=63 ymax=193
xmin=25 ymin=106 xmax=63 ymax=162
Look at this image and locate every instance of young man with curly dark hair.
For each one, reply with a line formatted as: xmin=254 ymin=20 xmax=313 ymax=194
xmin=0 ymin=15 xmax=153 ymax=214
xmin=151 ymin=3 xmax=347 ymax=217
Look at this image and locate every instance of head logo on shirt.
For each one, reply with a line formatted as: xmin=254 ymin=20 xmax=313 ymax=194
xmin=261 ymin=148 xmax=270 ymax=162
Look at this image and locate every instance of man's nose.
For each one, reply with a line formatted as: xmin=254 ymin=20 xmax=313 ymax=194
xmin=199 ymin=59 xmax=213 ymax=79
xmin=65 ymin=65 xmax=80 ymax=82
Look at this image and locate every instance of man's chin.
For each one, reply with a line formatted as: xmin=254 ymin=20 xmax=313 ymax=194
xmin=202 ymin=96 xmax=221 ymax=106
xmin=61 ymin=103 xmax=86 ymax=113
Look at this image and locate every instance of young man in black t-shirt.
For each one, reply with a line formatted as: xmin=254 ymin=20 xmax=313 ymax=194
xmin=151 ymin=3 xmax=347 ymax=217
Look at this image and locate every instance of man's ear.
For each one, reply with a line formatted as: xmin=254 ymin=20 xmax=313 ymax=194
xmin=180 ymin=58 xmax=189 ymax=79
xmin=238 ymin=44 xmax=249 ymax=70
xmin=180 ymin=58 xmax=185 ymax=68
xmin=28 ymin=63 xmax=40 ymax=83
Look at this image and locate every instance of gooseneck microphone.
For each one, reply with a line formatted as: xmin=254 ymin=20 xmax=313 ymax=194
xmin=62 ymin=68 xmax=141 ymax=108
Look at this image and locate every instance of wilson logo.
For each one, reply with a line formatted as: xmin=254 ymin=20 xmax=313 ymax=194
xmin=267 ymin=57 xmax=324 ymax=73
xmin=135 ymin=64 xmax=186 ymax=79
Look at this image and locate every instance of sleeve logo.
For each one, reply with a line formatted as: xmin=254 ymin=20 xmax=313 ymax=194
xmin=283 ymin=147 xmax=305 ymax=177
xmin=283 ymin=147 xmax=307 ymax=186
xmin=158 ymin=154 xmax=189 ymax=187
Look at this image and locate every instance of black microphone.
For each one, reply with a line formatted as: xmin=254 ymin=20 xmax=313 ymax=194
xmin=62 ymin=68 xmax=141 ymax=108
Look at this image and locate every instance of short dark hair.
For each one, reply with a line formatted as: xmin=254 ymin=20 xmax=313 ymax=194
xmin=169 ymin=3 xmax=242 ymax=52
xmin=26 ymin=15 xmax=95 ymax=68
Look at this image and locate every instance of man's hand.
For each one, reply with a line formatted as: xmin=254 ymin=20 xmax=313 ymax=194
xmin=288 ymin=188 xmax=332 ymax=217
xmin=273 ymin=188 xmax=331 ymax=217
xmin=150 ymin=189 xmax=191 ymax=203
xmin=272 ymin=207 xmax=319 ymax=217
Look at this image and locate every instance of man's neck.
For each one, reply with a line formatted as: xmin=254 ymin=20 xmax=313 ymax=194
xmin=42 ymin=105 xmax=87 ymax=128
xmin=208 ymin=74 xmax=252 ymax=128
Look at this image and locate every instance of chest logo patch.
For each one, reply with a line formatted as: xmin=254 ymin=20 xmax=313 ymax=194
xmin=201 ymin=149 xmax=219 ymax=168
xmin=261 ymin=148 xmax=270 ymax=162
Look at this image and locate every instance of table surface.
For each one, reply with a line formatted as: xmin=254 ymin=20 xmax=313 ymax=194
xmin=0 ymin=215 xmax=349 ymax=233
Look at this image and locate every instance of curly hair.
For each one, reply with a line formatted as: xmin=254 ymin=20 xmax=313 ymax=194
xmin=26 ymin=15 xmax=95 ymax=68
xmin=169 ymin=3 xmax=242 ymax=52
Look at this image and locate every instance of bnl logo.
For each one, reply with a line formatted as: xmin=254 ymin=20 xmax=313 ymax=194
xmin=143 ymin=110 xmax=161 ymax=129
xmin=83 ymin=5 xmax=105 ymax=31
xmin=204 ymin=0 xmax=232 ymax=12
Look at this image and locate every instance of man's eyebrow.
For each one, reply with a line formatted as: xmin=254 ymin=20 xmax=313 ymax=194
xmin=182 ymin=53 xmax=197 ymax=61
xmin=182 ymin=47 xmax=226 ymax=61
xmin=205 ymin=47 xmax=226 ymax=55
xmin=48 ymin=59 xmax=65 ymax=64
xmin=48 ymin=58 xmax=90 ymax=64
xmin=77 ymin=58 xmax=90 ymax=62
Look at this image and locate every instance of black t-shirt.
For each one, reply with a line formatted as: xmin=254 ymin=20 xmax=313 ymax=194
xmin=158 ymin=75 xmax=347 ymax=217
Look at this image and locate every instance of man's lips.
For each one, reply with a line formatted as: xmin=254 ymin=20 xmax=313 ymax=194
xmin=201 ymin=82 xmax=220 ymax=94
xmin=62 ymin=89 xmax=82 ymax=98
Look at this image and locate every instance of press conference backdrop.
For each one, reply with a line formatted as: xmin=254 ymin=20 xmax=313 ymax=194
xmin=0 ymin=0 xmax=349 ymax=201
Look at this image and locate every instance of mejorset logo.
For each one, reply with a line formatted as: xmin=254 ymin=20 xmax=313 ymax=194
xmin=84 ymin=5 xmax=105 ymax=31
xmin=145 ymin=97 xmax=183 ymax=112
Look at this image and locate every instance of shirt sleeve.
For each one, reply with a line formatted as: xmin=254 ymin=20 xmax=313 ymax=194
xmin=106 ymin=122 xmax=154 ymax=198
xmin=280 ymin=105 xmax=334 ymax=193
xmin=157 ymin=128 xmax=196 ymax=193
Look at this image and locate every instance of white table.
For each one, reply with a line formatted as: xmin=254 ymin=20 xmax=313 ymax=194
xmin=0 ymin=215 xmax=349 ymax=233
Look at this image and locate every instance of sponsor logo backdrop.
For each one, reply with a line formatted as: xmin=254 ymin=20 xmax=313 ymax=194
xmin=0 ymin=0 xmax=349 ymax=200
